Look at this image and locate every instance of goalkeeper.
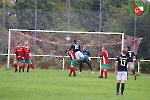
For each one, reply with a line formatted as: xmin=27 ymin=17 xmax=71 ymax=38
xmin=80 ymin=45 xmax=94 ymax=74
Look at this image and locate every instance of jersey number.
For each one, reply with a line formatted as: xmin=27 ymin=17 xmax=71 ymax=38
xmin=129 ymin=52 xmax=132 ymax=57
xmin=74 ymin=45 xmax=79 ymax=49
xmin=120 ymin=59 xmax=126 ymax=67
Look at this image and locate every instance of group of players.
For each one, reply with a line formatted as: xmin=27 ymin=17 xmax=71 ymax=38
xmin=115 ymin=46 xmax=137 ymax=95
xmin=66 ymin=40 xmax=111 ymax=78
xmin=66 ymin=40 xmax=137 ymax=95
xmin=66 ymin=40 xmax=94 ymax=77
xmin=13 ymin=41 xmax=35 ymax=72
xmin=14 ymin=39 xmax=137 ymax=95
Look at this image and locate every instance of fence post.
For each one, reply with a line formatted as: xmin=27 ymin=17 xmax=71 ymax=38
xmin=138 ymin=61 xmax=140 ymax=73
xmin=62 ymin=57 xmax=65 ymax=70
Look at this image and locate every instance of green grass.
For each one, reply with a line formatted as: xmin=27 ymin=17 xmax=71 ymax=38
xmin=0 ymin=69 xmax=150 ymax=100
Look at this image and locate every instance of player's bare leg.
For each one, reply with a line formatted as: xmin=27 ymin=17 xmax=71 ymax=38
xmin=30 ymin=63 xmax=35 ymax=70
xmin=27 ymin=64 xmax=30 ymax=72
xmin=69 ymin=66 xmax=73 ymax=76
xmin=78 ymin=60 xmax=82 ymax=73
xmin=130 ymin=63 xmax=136 ymax=80
xmin=104 ymin=69 xmax=108 ymax=78
xmin=22 ymin=63 xmax=25 ymax=72
xmin=18 ymin=62 xmax=23 ymax=72
xmin=99 ymin=68 xmax=104 ymax=78
xmin=132 ymin=70 xmax=136 ymax=80
xmin=27 ymin=63 xmax=35 ymax=72
xmin=14 ymin=62 xmax=18 ymax=72
xmin=85 ymin=60 xmax=94 ymax=74
xmin=69 ymin=65 xmax=76 ymax=77
xmin=72 ymin=67 xmax=76 ymax=77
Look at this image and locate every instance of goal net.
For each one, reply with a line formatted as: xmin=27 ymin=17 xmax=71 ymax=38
xmin=7 ymin=29 xmax=142 ymax=70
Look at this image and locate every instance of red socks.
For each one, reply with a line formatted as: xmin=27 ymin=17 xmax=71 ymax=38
xmin=100 ymin=69 xmax=108 ymax=78
xmin=70 ymin=67 xmax=72 ymax=75
xmin=19 ymin=66 xmax=22 ymax=72
xmin=104 ymin=70 xmax=108 ymax=78
xmin=70 ymin=67 xmax=76 ymax=75
xmin=100 ymin=69 xmax=104 ymax=76
xmin=14 ymin=63 xmax=17 ymax=70
xmin=29 ymin=63 xmax=35 ymax=70
xmin=30 ymin=63 xmax=35 ymax=70
xmin=72 ymin=67 xmax=76 ymax=75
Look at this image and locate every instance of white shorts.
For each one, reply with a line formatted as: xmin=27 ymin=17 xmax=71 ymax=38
xmin=117 ymin=71 xmax=127 ymax=81
xmin=127 ymin=62 xmax=135 ymax=70
xmin=75 ymin=51 xmax=84 ymax=60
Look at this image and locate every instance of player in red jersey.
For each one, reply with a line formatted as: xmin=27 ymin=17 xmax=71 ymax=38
xmin=14 ymin=42 xmax=25 ymax=72
xmin=99 ymin=46 xmax=109 ymax=78
xmin=66 ymin=50 xmax=77 ymax=77
xmin=23 ymin=41 xmax=35 ymax=72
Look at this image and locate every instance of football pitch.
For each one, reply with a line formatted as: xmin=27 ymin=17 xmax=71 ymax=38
xmin=0 ymin=69 xmax=150 ymax=100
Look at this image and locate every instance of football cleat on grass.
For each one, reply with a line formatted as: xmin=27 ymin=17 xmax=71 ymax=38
xmin=120 ymin=93 xmax=123 ymax=95
xmin=73 ymin=74 xmax=76 ymax=77
xmin=134 ymin=74 xmax=136 ymax=80
xmin=116 ymin=92 xmax=119 ymax=95
xmin=15 ymin=69 xmax=18 ymax=72
xmin=98 ymin=76 xmax=103 ymax=78
xmin=104 ymin=77 xmax=108 ymax=79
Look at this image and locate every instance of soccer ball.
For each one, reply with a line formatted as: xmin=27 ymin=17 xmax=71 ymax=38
xmin=66 ymin=37 xmax=70 ymax=41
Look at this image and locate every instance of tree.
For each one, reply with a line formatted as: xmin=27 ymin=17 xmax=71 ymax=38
xmin=0 ymin=0 xmax=15 ymax=8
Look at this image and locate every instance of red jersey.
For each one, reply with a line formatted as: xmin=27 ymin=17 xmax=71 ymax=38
xmin=67 ymin=50 xmax=76 ymax=60
xmin=23 ymin=46 xmax=31 ymax=60
xmin=14 ymin=46 xmax=25 ymax=60
xmin=100 ymin=50 xmax=109 ymax=64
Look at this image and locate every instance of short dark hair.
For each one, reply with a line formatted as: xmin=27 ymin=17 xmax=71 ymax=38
xmin=127 ymin=46 xmax=130 ymax=50
xmin=18 ymin=42 xmax=22 ymax=45
xmin=74 ymin=40 xmax=77 ymax=43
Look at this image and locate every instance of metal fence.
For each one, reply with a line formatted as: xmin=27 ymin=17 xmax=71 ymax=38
xmin=0 ymin=8 xmax=149 ymax=69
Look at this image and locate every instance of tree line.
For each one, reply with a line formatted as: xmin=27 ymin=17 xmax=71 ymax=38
xmin=0 ymin=0 xmax=150 ymax=59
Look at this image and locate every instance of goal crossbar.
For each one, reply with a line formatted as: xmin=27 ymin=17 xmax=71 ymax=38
xmin=7 ymin=29 xmax=125 ymax=69
xmin=9 ymin=29 xmax=124 ymax=35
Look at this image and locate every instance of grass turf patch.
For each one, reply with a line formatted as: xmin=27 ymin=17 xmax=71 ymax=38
xmin=0 ymin=69 xmax=150 ymax=100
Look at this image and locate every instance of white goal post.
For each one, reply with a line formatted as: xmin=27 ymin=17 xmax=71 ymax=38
xmin=7 ymin=29 xmax=125 ymax=69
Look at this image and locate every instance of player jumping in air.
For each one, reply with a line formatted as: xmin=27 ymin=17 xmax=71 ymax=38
xmin=115 ymin=49 xmax=130 ymax=95
xmin=14 ymin=42 xmax=25 ymax=72
xmin=66 ymin=50 xmax=77 ymax=77
xmin=69 ymin=40 xmax=84 ymax=73
xmin=99 ymin=46 xmax=109 ymax=78
xmin=126 ymin=46 xmax=137 ymax=80
xmin=80 ymin=45 xmax=94 ymax=74
xmin=23 ymin=41 xmax=35 ymax=72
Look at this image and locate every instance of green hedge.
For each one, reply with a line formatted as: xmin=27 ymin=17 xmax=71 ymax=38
xmin=139 ymin=62 xmax=150 ymax=74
